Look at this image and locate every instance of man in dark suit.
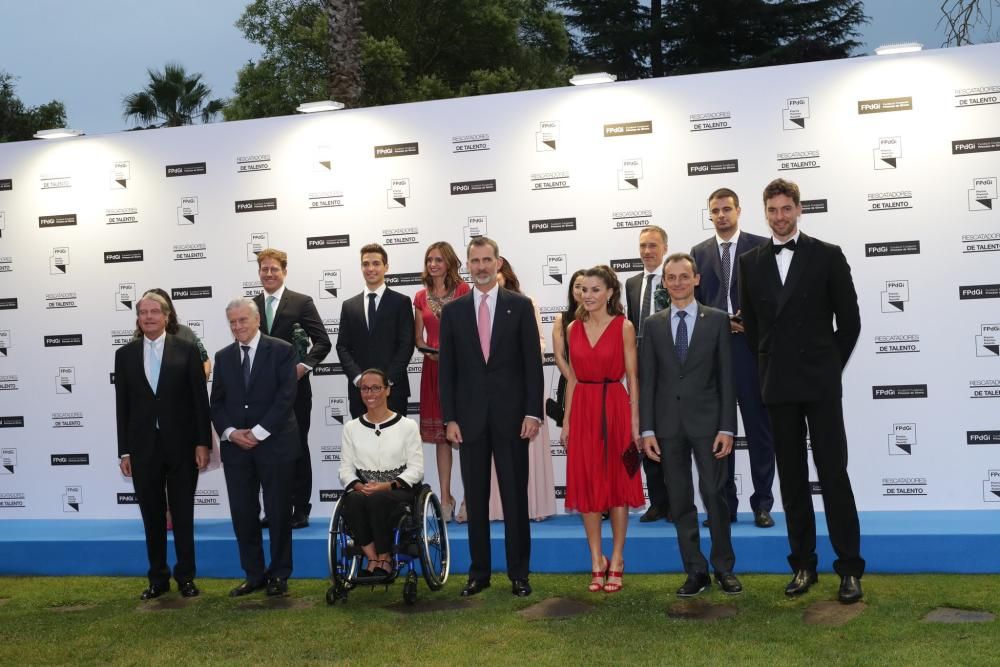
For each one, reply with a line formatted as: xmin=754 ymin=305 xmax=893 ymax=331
xmin=739 ymin=178 xmax=864 ymax=604
xmin=254 ymin=248 xmax=332 ymax=529
xmin=211 ymin=297 xmax=300 ymax=597
xmin=439 ymin=236 xmax=543 ymax=598
xmin=690 ymin=188 xmax=776 ymax=528
xmin=624 ymin=224 xmax=672 ymax=523
xmin=115 ymin=292 xmax=211 ymax=600
xmin=640 ymin=253 xmax=741 ymax=597
xmin=336 ymin=242 xmax=415 ymax=418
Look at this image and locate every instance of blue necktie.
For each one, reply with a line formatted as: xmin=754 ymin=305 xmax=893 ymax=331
xmin=675 ymin=310 xmax=689 ymax=365
xmin=367 ymin=293 xmax=377 ymax=333
xmin=148 ymin=341 xmax=161 ymax=393
xmin=241 ymin=345 xmax=251 ymax=388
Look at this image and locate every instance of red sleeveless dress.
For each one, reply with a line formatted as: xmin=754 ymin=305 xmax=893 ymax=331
xmin=564 ymin=315 xmax=644 ymax=513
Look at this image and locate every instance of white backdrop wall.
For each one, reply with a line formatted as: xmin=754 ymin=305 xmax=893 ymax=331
xmin=1 ymin=44 xmax=998 ymax=519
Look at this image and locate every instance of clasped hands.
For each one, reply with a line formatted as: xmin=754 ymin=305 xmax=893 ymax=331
xmin=642 ymin=433 xmax=733 ymax=462
xmin=446 ymin=417 xmax=539 ymax=446
xmin=229 ymin=429 xmax=260 ymax=450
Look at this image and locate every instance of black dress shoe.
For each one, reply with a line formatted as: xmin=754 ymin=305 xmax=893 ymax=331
xmin=784 ymin=569 xmax=818 ymax=597
xmin=140 ymin=583 xmax=169 ymax=600
xmin=229 ymin=580 xmax=266 ymax=597
xmin=838 ymin=575 xmax=863 ymax=604
xmin=460 ymin=579 xmax=491 ymax=597
xmin=676 ymin=573 xmax=711 ymax=597
xmin=714 ymin=572 xmax=743 ymax=595
xmin=639 ymin=506 xmax=663 ymax=523
xmin=511 ymin=579 xmax=532 ymax=597
xmin=290 ymin=512 xmax=309 ymax=529
xmin=703 ymin=516 xmax=737 ymax=527
xmin=178 ymin=580 xmax=200 ymax=598
xmin=754 ymin=510 xmax=775 ymax=528
xmin=266 ymin=577 xmax=289 ymax=597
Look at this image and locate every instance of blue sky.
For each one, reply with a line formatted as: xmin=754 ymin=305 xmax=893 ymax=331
xmin=0 ymin=0 xmax=969 ymax=136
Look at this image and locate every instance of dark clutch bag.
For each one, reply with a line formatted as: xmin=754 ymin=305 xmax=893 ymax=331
xmin=622 ymin=441 xmax=642 ymax=478
xmin=544 ymin=398 xmax=564 ymax=427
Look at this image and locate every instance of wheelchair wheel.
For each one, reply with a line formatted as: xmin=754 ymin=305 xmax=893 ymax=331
xmin=327 ymin=495 xmax=360 ymax=589
xmin=402 ymin=570 xmax=418 ymax=605
xmin=325 ymin=581 xmax=348 ymax=605
xmin=416 ymin=488 xmax=450 ymax=590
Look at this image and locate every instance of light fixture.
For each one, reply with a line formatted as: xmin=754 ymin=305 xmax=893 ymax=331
xmin=296 ymin=100 xmax=345 ymax=113
xmin=874 ymin=42 xmax=923 ymax=56
xmin=569 ymin=72 xmax=617 ymax=86
xmin=33 ymin=128 xmax=83 ymax=139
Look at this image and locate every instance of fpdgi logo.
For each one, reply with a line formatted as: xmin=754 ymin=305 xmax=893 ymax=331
xmin=48 ymin=247 xmax=69 ymax=274
xmin=55 ymin=367 xmax=75 ymax=394
xmin=873 ymin=137 xmax=901 ymax=169
xmin=542 ymin=254 xmax=568 ymax=285
xmin=782 ymin=97 xmax=810 ymax=129
xmin=177 ymin=196 xmax=198 ymax=224
xmin=387 ymin=178 xmax=410 ymax=208
xmin=115 ymin=283 xmax=136 ymax=311
xmin=63 ymin=485 xmax=83 ymax=512
xmin=326 ymin=396 xmax=348 ymax=425
xmin=536 ymin=120 xmax=559 ymax=151
xmin=464 ymin=216 xmax=486 ymax=247
xmin=618 ymin=159 xmax=643 ymax=190
xmin=247 ymin=232 xmax=268 ymax=262
xmin=881 ymin=280 xmax=909 ymax=313
xmin=968 ymin=177 xmax=997 ymax=211
xmin=318 ymin=270 xmax=342 ymax=299
xmin=983 ymin=469 xmax=1000 ymax=502
xmin=0 ymin=329 xmax=9 ymax=356
xmin=976 ymin=323 xmax=1000 ymax=357
xmin=1 ymin=448 xmax=16 ymax=474
xmin=110 ymin=160 xmax=130 ymax=189
xmin=888 ymin=423 xmax=916 ymax=455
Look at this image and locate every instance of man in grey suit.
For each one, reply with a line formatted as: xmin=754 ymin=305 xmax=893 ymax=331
xmin=640 ymin=253 xmax=741 ymax=597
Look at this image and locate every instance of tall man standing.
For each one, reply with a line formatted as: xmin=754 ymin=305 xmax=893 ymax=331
xmin=115 ymin=292 xmax=211 ymax=600
xmin=739 ymin=178 xmax=864 ymax=604
xmin=640 ymin=254 xmax=741 ymax=597
xmin=255 ymin=248 xmax=331 ymax=529
xmin=336 ymin=243 xmax=415 ymax=418
xmin=690 ymin=188 xmax=776 ymax=528
xmin=624 ymin=224 xmax=671 ymax=522
xmin=211 ymin=298 xmax=300 ymax=597
xmin=439 ymin=236 xmax=543 ymax=598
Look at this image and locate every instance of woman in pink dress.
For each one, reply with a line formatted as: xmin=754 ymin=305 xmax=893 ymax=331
xmin=413 ymin=242 xmax=470 ymax=522
xmin=488 ymin=257 xmax=556 ymax=522
xmin=562 ymin=265 xmax=643 ymax=593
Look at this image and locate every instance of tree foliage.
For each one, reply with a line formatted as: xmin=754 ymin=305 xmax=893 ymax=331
xmin=225 ymin=0 xmax=572 ymax=119
xmin=0 ymin=71 xmax=67 ymax=142
xmin=122 ymin=63 xmax=226 ymax=129
xmin=560 ymin=0 xmax=866 ymax=80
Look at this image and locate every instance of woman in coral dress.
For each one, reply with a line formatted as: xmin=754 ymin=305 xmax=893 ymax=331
xmin=413 ymin=241 xmax=470 ymax=522
xmin=562 ymin=265 xmax=643 ymax=593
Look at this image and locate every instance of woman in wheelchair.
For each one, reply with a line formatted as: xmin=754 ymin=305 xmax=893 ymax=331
xmin=339 ymin=368 xmax=424 ymax=577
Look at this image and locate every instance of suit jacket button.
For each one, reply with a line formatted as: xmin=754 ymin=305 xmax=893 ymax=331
xmin=244 ymin=404 xmax=249 ymax=409
xmin=679 ymin=374 xmax=684 ymax=379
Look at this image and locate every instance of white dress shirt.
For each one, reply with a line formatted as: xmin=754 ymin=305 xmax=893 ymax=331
xmin=773 ymin=230 xmax=801 ymax=285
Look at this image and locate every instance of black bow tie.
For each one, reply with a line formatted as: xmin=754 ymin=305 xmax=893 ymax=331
xmin=773 ymin=239 xmax=797 ymax=254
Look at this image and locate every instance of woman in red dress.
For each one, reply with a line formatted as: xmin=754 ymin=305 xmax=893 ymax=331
xmin=413 ymin=242 xmax=470 ymax=522
xmin=562 ymin=265 xmax=643 ymax=593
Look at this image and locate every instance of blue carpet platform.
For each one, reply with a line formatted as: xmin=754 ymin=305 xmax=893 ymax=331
xmin=1 ymin=511 xmax=997 ymax=578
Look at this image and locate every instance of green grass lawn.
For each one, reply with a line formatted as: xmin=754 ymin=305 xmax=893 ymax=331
xmin=1 ymin=574 xmax=997 ymax=665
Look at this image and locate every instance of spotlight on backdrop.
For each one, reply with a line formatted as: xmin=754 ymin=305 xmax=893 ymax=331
xmin=874 ymin=42 xmax=924 ymax=56
xmin=33 ymin=128 xmax=83 ymax=139
xmin=569 ymin=72 xmax=617 ymax=86
xmin=296 ymin=100 xmax=346 ymax=113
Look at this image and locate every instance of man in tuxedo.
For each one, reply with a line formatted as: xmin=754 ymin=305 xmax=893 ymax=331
xmin=738 ymin=178 xmax=864 ymax=604
xmin=640 ymin=253 xmax=741 ymax=597
xmin=624 ymin=224 xmax=672 ymax=523
xmin=690 ymin=188 xmax=776 ymax=528
xmin=336 ymin=243 xmax=415 ymax=418
xmin=255 ymin=248 xmax=332 ymax=529
xmin=115 ymin=292 xmax=211 ymax=600
xmin=211 ymin=298 xmax=300 ymax=597
xmin=438 ymin=236 xmax=543 ymax=598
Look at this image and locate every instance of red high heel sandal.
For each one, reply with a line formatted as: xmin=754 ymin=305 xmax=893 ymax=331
xmin=604 ymin=563 xmax=624 ymax=593
xmin=588 ymin=556 xmax=609 ymax=593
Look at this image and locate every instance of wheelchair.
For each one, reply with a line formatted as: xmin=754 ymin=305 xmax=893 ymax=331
xmin=326 ymin=484 xmax=450 ymax=605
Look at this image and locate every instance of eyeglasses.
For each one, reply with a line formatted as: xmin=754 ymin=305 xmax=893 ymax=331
xmin=359 ymin=385 xmax=385 ymax=394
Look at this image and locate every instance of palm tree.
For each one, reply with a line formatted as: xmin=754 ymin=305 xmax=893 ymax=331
xmin=324 ymin=0 xmax=363 ymax=108
xmin=122 ymin=63 xmax=226 ymax=128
